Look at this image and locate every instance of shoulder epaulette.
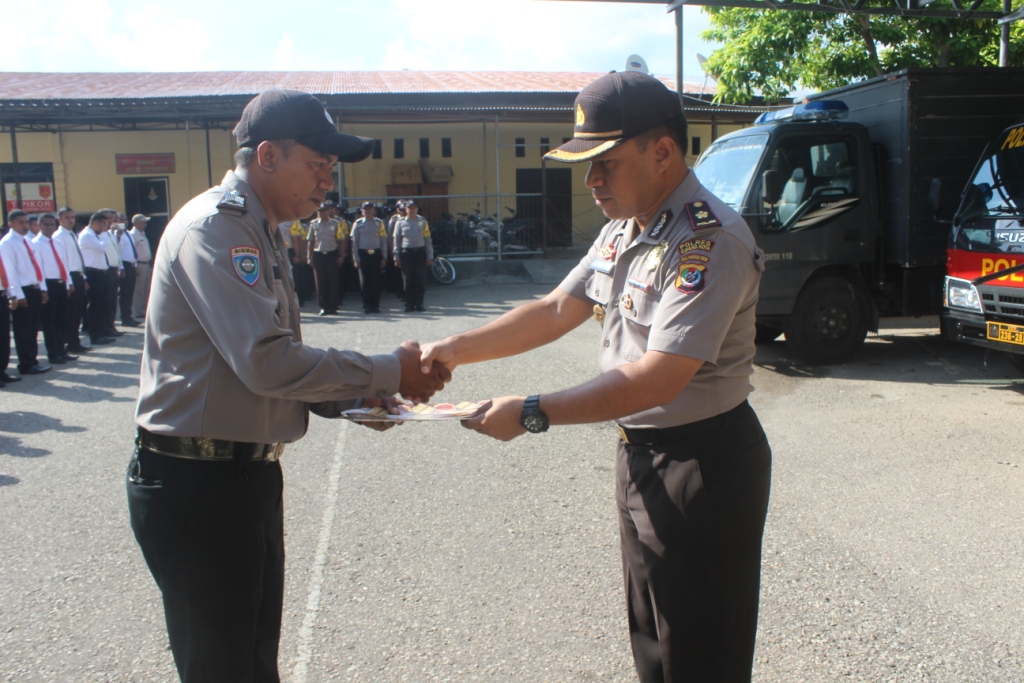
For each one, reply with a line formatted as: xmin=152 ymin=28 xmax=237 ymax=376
xmin=216 ymin=190 xmax=248 ymax=216
xmin=685 ymin=201 xmax=721 ymax=229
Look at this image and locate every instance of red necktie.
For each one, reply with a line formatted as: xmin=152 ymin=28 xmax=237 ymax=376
xmin=0 ymin=253 xmax=8 ymax=291
xmin=48 ymin=239 xmax=68 ymax=281
xmin=24 ymin=239 xmax=43 ymax=283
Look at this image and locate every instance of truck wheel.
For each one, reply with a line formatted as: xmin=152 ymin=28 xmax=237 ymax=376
xmin=755 ymin=324 xmax=784 ymax=343
xmin=1008 ymin=352 xmax=1024 ymax=374
xmin=784 ymin=276 xmax=868 ymax=365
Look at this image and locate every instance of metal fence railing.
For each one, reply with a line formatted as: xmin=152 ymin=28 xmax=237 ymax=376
xmin=336 ymin=193 xmax=571 ymax=260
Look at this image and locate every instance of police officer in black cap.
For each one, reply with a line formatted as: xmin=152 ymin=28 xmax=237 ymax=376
xmin=422 ymin=71 xmax=771 ymax=683
xmin=128 ymin=89 xmax=449 ymax=683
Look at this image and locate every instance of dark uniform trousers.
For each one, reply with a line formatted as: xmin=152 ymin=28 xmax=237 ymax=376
xmin=0 ymin=297 xmax=11 ymax=377
xmin=11 ymin=286 xmax=43 ymax=371
xmin=399 ymin=248 xmax=427 ymax=309
xmin=41 ymin=279 xmax=69 ymax=360
xmin=617 ymin=400 xmax=771 ymax=683
xmin=105 ymin=267 xmax=120 ymax=334
xmin=311 ymin=249 xmax=339 ymax=313
xmin=66 ymin=271 xmax=86 ymax=348
xmin=127 ymin=448 xmax=285 ymax=683
xmin=120 ymin=261 xmax=137 ymax=322
xmin=83 ymin=267 xmax=109 ymax=338
xmin=357 ymin=250 xmax=382 ymax=312
xmin=287 ymin=249 xmax=314 ymax=307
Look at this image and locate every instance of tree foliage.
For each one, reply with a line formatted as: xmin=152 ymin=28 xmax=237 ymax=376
xmin=700 ymin=1 xmax=1024 ymax=103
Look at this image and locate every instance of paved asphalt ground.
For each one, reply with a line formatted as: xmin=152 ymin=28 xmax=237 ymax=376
xmin=2 ymin=280 xmax=1023 ymax=682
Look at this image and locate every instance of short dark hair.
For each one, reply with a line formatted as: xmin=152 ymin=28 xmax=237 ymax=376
xmin=89 ymin=211 xmax=106 ymax=225
xmin=58 ymin=206 xmax=74 ymax=216
xmin=632 ymin=114 xmax=688 ymax=156
xmin=234 ymin=139 xmax=296 ymax=168
xmin=7 ymin=209 xmax=27 ymax=221
xmin=38 ymin=213 xmax=57 ymax=225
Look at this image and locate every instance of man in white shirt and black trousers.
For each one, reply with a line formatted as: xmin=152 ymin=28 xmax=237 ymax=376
xmin=78 ymin=212 xmax=116 ymax=345
xmin=54 ymin=206 xmax=90 ymax=355
xmin=33 ymin=213 xmax=77 ymax=365
xmin=0 ymin=209 xmax=51 ymax=375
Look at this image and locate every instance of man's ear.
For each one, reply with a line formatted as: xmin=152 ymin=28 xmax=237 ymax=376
xmin=255 ymin=141 xmax=280 ymax=172
xmin=653 ymin=136 xmax=677 ymax=171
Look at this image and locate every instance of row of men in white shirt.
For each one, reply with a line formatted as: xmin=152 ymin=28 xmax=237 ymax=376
xmin=0 ymin=207 xmax=153 ymax=387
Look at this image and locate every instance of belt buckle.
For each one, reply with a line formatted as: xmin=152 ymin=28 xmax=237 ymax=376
xmin=617 ymin=426 xmax=630 ymax=444
xmin=265 ymin=443 xmax=285 ymax=462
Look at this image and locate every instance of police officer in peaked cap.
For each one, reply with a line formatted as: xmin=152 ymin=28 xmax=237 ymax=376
xmin=421 ymin=71 xmax=772 ymax=683
xmin=128 ymin=88 xmax=449 ymax=683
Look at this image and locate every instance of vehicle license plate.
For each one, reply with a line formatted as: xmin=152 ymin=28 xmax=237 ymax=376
xmin=987 ymin=322 xmax=1024 ymax=346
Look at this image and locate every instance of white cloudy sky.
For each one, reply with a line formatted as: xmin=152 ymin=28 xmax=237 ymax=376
xmin=2 ymin=0 xmax=719 ymax=83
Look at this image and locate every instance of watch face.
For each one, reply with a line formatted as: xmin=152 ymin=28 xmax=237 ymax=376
xmin=522 ymin=412 xmax=547 ymax=433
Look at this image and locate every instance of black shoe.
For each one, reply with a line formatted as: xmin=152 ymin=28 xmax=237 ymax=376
xmin=66 ymin=344 xmax=89 ymax=354
xmin=121 ymin=318 xmax=141 ymax=327
xmin=110 ymin=330 xmax=125 ymax=337
xmin=62 ymin=353 xmax=79 ymax=361
xmin=48 ymin=356 xmax=67 ymax=365
xmin=1 ymin=372 xmax=20 ymax=383
xmin=21 ymin=365 xmax=51 ymax=375
xmin=404 ymin=306 xmax=416 ymax=313
xmin=318 ymin=310 xmax=329 ymax=316
xmin=416 ymin=305 xmax=426 ymax=312
xmin=91 ymin=336 xmax=116 ymax=345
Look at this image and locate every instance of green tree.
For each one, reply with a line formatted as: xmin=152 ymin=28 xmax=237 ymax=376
xmin=700 ymin=1 xmax=1024 ymax=103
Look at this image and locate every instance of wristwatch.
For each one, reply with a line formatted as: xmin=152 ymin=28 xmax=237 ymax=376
xmin=519 ymin=395 xmax=549 ymax=433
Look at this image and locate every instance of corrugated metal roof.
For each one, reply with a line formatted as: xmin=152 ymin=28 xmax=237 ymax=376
xmin=0 ymin=70 xmax=715 ymax=100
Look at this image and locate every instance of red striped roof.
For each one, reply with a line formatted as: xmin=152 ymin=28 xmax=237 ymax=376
xmin=0 ymin=70 xmax=715 ymax=100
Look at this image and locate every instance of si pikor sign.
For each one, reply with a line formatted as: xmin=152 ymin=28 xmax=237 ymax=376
xmin=4 ymin=183 xmax=57 ymax=212
xmin=116 ymin=154 xmax=175 ymax=175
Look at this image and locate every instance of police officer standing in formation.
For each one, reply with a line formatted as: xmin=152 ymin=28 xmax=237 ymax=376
xmin=127 ymin=89 xmax=449 ymax=683
xmin=78 ymin=212 xmax=115 ymax=345
xmin=385 ymin=199 xmax=407 ymax=298
xmin=393 ymin=200 xmax=433 ymax=312
xmin=421 ymin=72 xmax=772 ymax=683
xmin=129 ymin=214 xmax=153 ymax=321
xmin=350 ymin=201 xmax=387 ymax=314
xmin=0 ymin=209 xmax=51 ymax=375
xmin=306 ymin=200 xmax=344 ymax=315
xmin=54 ymin=206 xmax=91 ymax=354
xmin=32 ymin=213 xmax=76 ymax=365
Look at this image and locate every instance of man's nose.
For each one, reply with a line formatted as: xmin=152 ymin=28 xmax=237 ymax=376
xmin=319 ymin=169 xmax=335 ymax=190
xmin=585 ymin=162 xmax=602 ymax=188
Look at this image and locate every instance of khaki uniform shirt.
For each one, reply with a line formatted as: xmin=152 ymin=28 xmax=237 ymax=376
xmin=351 ymin=217 xmax=387 ymax=263
xmin=307 ymin=218 xmax=341 ymax=253
xmin=394 ymin=216 xmax=433 ymax=260
xmin=136 ymin=170 xmax=401 ymax=444
xmin=559 ymin=171 xmax=765 ymax=429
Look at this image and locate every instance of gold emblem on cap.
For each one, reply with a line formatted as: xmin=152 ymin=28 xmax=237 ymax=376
xmin=576 ymin=103 xmax=586 ymax=127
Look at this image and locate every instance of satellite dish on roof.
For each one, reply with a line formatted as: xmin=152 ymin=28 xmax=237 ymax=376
xmin=625 ymin=55 xmax=649 ymax=74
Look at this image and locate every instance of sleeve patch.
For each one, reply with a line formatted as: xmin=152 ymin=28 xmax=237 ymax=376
xmin=231 ymin=246 xmax=261 ymax=286
xmin=675 ymin=263 xmax=706 ymax=292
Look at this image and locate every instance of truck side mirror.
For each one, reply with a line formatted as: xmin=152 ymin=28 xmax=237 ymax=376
xmin=762 ymin=170 xmax=782 ymax=206
xmin=959 ymin=183 xmax=990 ymax=221
xmin=928 ymin=178 xmax=942 ymax=213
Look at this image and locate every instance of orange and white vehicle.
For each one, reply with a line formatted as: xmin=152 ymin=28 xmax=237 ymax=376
xmin=942 ymin=120 xmax=1024 ymax=372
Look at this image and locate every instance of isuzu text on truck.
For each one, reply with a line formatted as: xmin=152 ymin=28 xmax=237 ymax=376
xmin=692 ymin=68 xmax=1024 ymax=364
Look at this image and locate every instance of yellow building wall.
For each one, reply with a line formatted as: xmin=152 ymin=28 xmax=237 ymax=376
xmin=3 ymin=118 xmax=747 ymax=247
xmin=1 ymin=127 xmax=236 ymax=216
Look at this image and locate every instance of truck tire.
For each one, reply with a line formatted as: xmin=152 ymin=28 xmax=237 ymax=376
xmin=1008 ymin=352 xmax=1024 ymax=374
xmin=755 ymin=324 xmax=784 ymax=343
xmin=784 ymin=276 xmax=868 ymax=365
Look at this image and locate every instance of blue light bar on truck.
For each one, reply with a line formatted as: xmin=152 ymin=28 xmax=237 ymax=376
xmin=754 ymin=100 xmax=850 ymax=125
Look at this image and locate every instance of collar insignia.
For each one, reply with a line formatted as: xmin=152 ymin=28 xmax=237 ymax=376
xmin=217 ymin=190 xmax=247 ymax=216
xmin=648 ymin=210 xmax=672 ymax=240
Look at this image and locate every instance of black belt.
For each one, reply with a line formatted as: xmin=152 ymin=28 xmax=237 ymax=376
xmin=136 ymin=261 xmax=151 ymax=266
xmin=618 ymin=401 xmax=748 ymax=446
xmin=137 ymin=427 xmax=285 ymax=462
xmin=402 ymin=247 xmax=426 ymax=252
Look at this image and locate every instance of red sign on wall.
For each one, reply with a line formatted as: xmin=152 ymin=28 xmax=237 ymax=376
xmin=116 ymin=154 xmax=175 ymax=175
xmin=4 ymin=183 xmax=57 ymax=212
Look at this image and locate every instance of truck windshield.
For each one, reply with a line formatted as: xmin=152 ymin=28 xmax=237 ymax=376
xmin=693 ymin=134 xmax=768 ymax=209
xmin=954 ymin=126 xmax=1024 ymax=253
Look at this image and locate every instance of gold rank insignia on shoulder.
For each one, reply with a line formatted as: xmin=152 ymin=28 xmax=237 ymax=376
xmin=217 ymin=190 xmax=248 ymax=216
xmin=685 ymin=201 xmax=721 ymax=229
xmin=648 ymin=210 xmax=673 ymax=240
xmin=643 ymin=240 xmax=669 ymax=272
xmin=593 ymin=304 xmax=606 ymax=324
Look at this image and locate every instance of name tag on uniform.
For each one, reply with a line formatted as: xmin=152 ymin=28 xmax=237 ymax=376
xmin=590 ymin=258 xmax=613 ymax=274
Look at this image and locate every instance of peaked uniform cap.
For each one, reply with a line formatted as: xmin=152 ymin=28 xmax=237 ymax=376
xmin=545 ymin=71 xmax=685 ymax=164
xmin=233 ymin=89 xmax=375 ymax=163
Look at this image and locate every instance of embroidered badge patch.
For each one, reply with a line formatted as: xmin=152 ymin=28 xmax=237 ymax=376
xmin=678 ymin=239 xmax=715 ymax=257
xmin=599 ymin=243 xmax=617 ymax=261
xmin=675 ymin=264 xmax=706 ymax=292
xmin=685 ymin=201 xmax=721 ymax=229
xmin=231 ymin=247 xmax=261 ymax=286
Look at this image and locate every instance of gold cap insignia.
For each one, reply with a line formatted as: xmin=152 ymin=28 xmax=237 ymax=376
xmin=576 ymin=103 xmax=586 ymax=127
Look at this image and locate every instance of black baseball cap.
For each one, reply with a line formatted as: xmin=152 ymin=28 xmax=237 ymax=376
xmin=545 ymin=71 xmax=684 ymax=164
xmin=234 ymin=89 xmax=375 ymax=163
xmin=361 ymin=201 xmax=376 ymax=210
xmin=319 ymin=200 xmax=336 ymax=210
